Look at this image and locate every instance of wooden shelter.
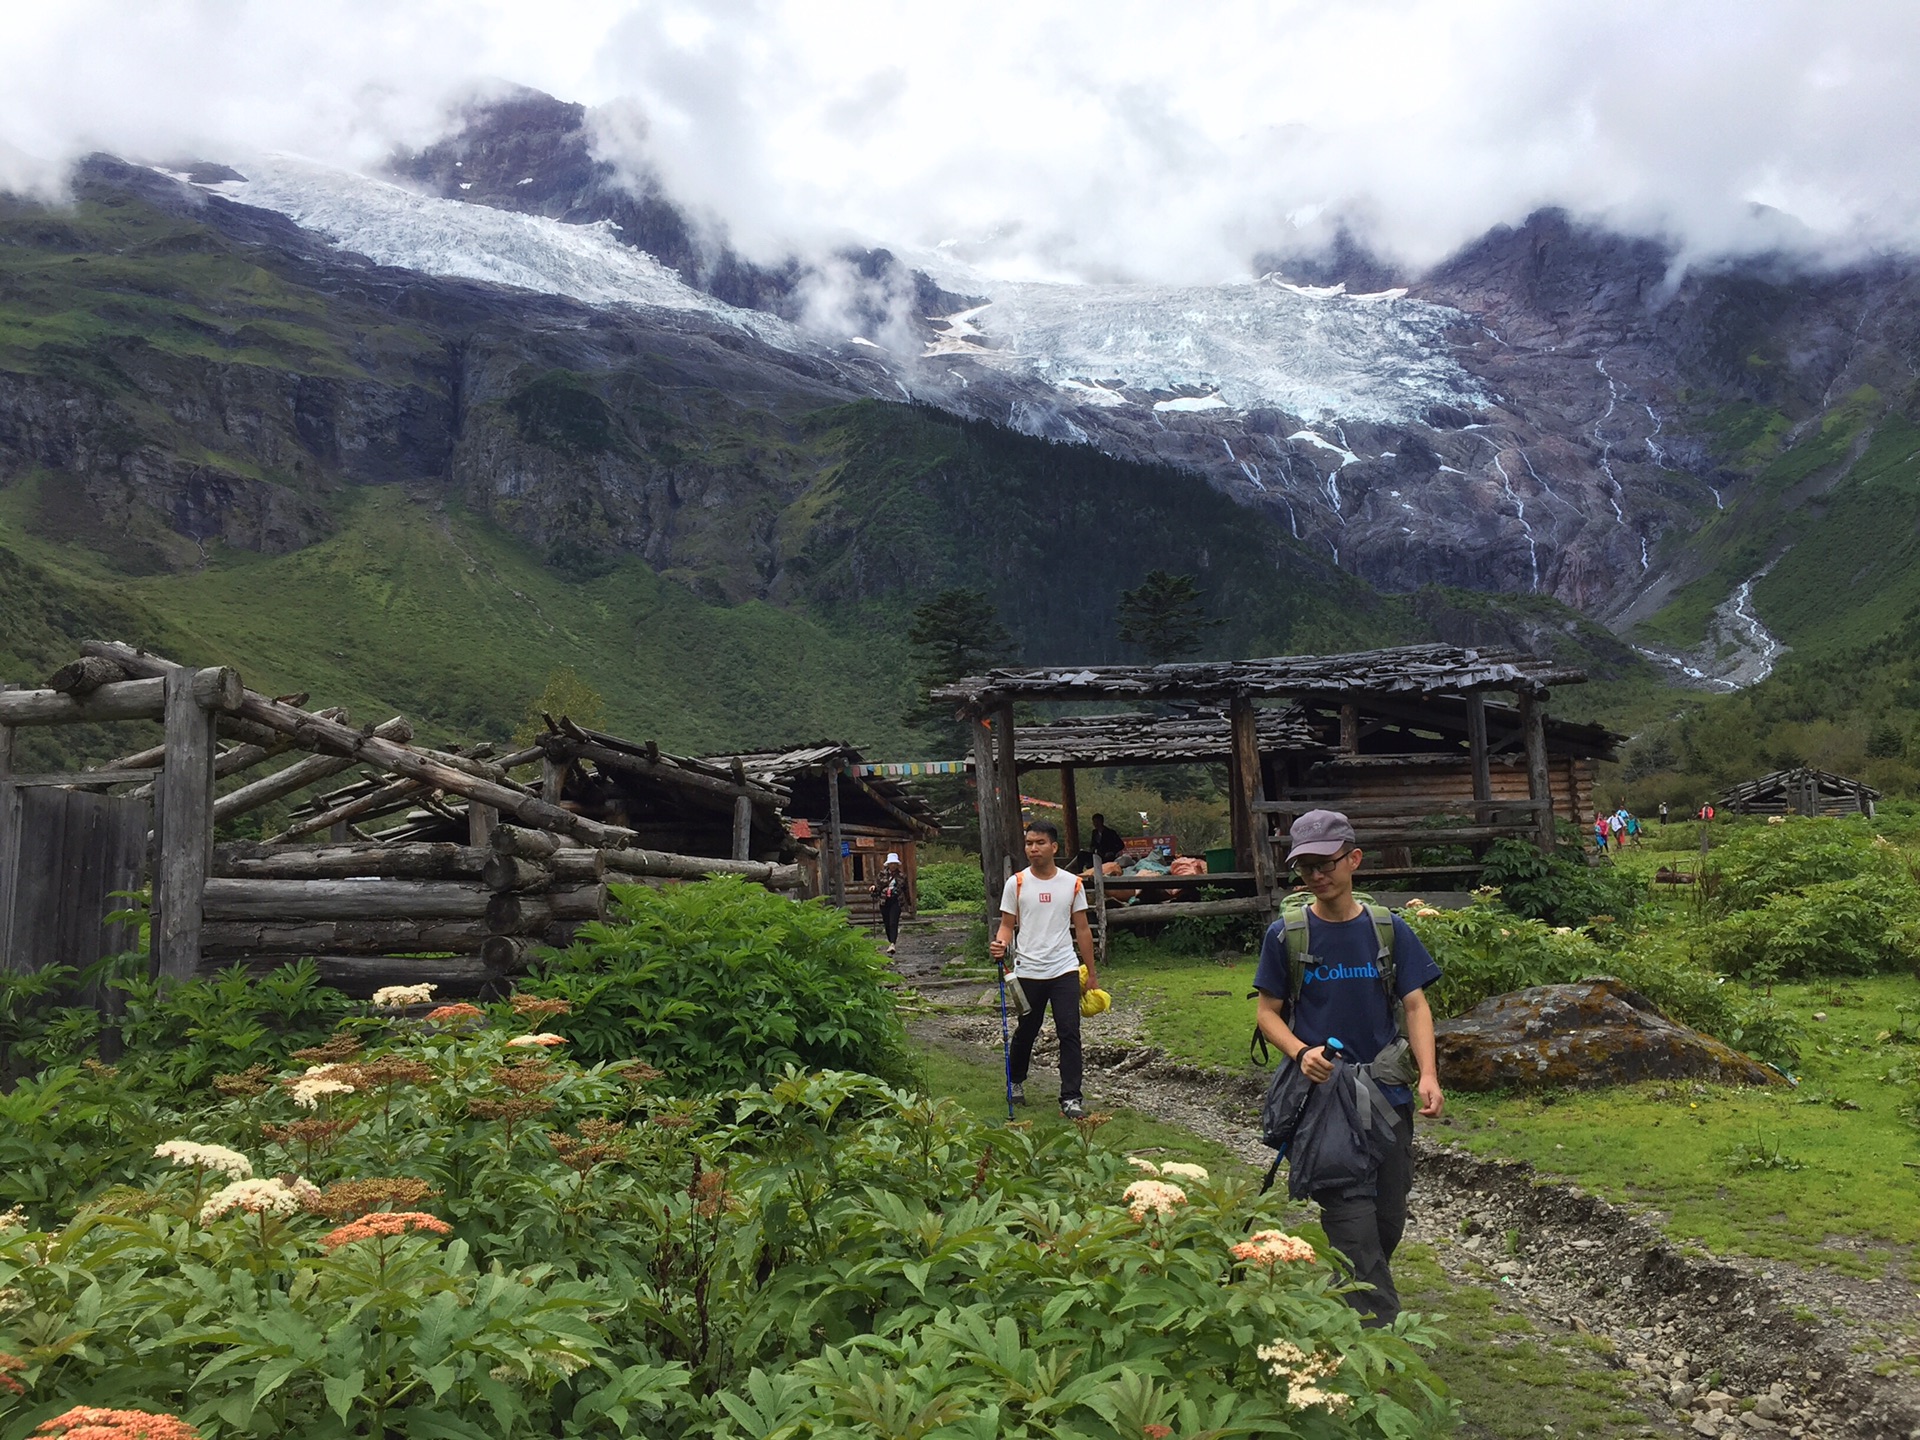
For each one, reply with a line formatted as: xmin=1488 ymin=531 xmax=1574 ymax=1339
xmin=1719 ymin=767 xmax=1879 ymax=818
xmin=0 ymin=641 xmax=806 ymax=996
xmin=932 ymin=644 xmax=1608 ymax=948
xmin=710 ymin=743 xmax=941 ymax=918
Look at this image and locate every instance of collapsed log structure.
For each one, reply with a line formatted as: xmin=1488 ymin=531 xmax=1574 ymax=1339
xmin=0 ymin=642 xmax=805 ymax=992
xmin=933 ymin=645 xmax=1617 ymax=954
xmin=1719 ymin=766 xmax=1879 ymax=818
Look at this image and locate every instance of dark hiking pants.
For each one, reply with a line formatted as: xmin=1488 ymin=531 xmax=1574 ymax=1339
xmin=880 ymin=898 xmax=903 ymax=944
xmin=1314 ymin=1103 xmax=1414 ymax=1326
xmin=1007 ymin=971 xmax=1082 ymax=1102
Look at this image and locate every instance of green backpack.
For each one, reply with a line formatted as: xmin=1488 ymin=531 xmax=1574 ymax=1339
xmin=1249 ymin=892 xmax=1406 ymax=1066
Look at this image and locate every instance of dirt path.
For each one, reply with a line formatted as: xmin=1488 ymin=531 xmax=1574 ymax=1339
xmin=890 ymin=917 xmax=1920 ymax=1440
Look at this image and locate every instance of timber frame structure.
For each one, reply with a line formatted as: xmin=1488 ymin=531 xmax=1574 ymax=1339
xmin=0 ymin=641 xmax=805 ymax=995
xmin=707 ymin=743 xmax=941 ymax=917
xmin=933 ymin=644 xmax=1608 ymax=948
xmin=1719 ymin=766 xmax=1880 ymax=818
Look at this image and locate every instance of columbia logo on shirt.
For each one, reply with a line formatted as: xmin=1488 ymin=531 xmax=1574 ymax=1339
xmin=1304 ymin=961 xmax=1380 ymax=984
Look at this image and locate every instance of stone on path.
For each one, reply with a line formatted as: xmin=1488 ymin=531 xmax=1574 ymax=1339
xmin=1433 ymin=979 xmax=1784 ymax=1091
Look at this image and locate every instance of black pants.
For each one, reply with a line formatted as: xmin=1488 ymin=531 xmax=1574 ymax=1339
xmin=1007 ymin=971 xmax=1082 ymax=1102
xmin=1314 ymin=1103 xmax=1414 ymax=1325
xmin=879 ymin=898 xmax=903 ymax=944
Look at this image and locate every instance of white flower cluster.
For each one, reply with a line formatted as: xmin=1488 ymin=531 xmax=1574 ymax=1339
xmin=153 ymin=1140 xmax=253 ymax=1179
xmin=1257 ymin=1338 xmax=1349 ymax=1412
xmin=372 ymin=983 xmax=437 ymax=1009
xmin=200 ymin=1176 xmax=320 ymax=1224
xmin=1125 ymin=1157 xmax=1208 ymax=1181
xmin=289 ymin=1063 xmax=356 ymax=1110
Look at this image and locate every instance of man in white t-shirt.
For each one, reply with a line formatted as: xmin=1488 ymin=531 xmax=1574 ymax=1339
xmin=990 ymin=819 xmax=1099 ymax=1117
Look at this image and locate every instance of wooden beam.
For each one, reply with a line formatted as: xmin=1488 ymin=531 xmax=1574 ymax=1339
xmin=0 ymin=682 xmax=13 ymax=778
xmin=548 ymin=738 xmax=780 ymax=811
xmin=45 ymin=655 xmax=130 ymax=695
xmin=468 ymin=801 xmax=499 ymax=849
xmin=826 ymin=758 xmax=847 ymax=906
xmin=1518 ymin=690 xmax=1555 ymax=852
xmin=202 ymin=878 xmax=493 ymax=921
xmin=200 ymin=918 xmax=490 ymax=957
xmin=215 ymin=842 xmax=487 ymax=881
xmin=1256 ymin=797 xmax=1549 ymax=817
xmin=3 ymin=769 xmax=161 ymax=788
xmin=266 ymin=776 xmax=428 ymax=844
xmin=1466 ymin=691 xmax=1492 ymax=822
xmin=153 ymin=668 xmax=219 ymax=979
xmin=85 ymin=642 xmax=632 ymax=848
xmin=1339 ymin=703 xmax=1360 ymax=753
xmin=598 ymin=845 xmax=804 ymax=889
xmin=203 ymin=953 xmax=507 ymax=999
xmin=1103 ymin=894 xmax=1269 ymax=926
xmin=0 ymin=673 xmax=238 ymax=728
xmin=486 ymin=885 xmax=609 ymax=933
xmin=212 ymin=717 xmax=414 ymax=823
xmin=1060 ymin=765 xmax=1080 ymax=855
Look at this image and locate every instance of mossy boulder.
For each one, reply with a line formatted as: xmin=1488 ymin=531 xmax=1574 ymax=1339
xmin=1434 ymin=979 xmax=1784 ymax=1091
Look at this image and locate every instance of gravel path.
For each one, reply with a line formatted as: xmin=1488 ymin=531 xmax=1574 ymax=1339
xmin=889 ymin=916 xmax=1920 ymax=1440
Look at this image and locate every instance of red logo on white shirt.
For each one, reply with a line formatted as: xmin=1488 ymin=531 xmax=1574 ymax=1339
xmin=1038 ymin=891 xmax=1053 ymax=903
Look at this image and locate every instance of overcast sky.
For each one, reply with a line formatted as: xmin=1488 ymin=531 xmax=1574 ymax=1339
xmin=5 ymin=0 xmax=1919 ymax=283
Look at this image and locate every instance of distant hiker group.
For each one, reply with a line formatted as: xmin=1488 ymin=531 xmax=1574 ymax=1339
xmin=1593 ymin=806 xmax=1643 ymax=850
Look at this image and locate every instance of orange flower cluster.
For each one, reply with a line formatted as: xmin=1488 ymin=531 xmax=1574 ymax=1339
xmin=510 ymin=994 xmax=572 ymax=1020
xmin=261 ymin=1116 xmax=360 ymax=1150
xmin=342 ymin=1056 xmax=435 ymax=1089
xmin=689 ymin=1168 xmax=733 ymax=1219
xmin=1231 ymin=1229 xmax=1316 ymax=1268
xmin=320 ymin=1211 xmax=453 ymax=1250
xmin=32 ymin=1407 xmax=201 ymax=1440
xmin=423 ymin=1003 xmax=484 ymax=1024
xmin=0 ymin=1351 xmax=23 ymax=1396
xmin=467 ymin=1096 xmax=555 ymax=1125
xmin=306 ymin=1177 xmax=438 ymax=1219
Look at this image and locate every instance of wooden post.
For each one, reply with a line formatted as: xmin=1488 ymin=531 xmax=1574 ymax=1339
xmin=1227 ymin=693 xmax=1256 ymax=878
xmin=1466 ymin=691 xmax=1492 ymax=822
xmin=1517 ymin=690 xmax=1555 ymax=853
xmin=825 ymin=758 xmax=846 ymax=907
xmin=467 ymin=802 xmax=498 ymax=849
xmin=0 ymin=682 xmax=13 ymax=778
xmin=970 ymin=715 xmax=1001 ymax=929
xmin=0 ymin=684 xmax=14 ymax=970
xmin=992 ymin=700 xmax=1021 ymax=875
xmin=1230 ymin=694 xmax=1277 ymax=910
xmin=731 ymin=793 xmax=753 ymax=861
xmin=541 ymin=754 xmax=569 ymax=805
xmin=1060 ymin=765 xmax=1081 ymax=856
xmin=1088 ymin=840 xmax=1109 ymax=967
xmin=1339 ymin=703 xmax=1360 ymax=754
xmin=153 ymin=667 xmax=218 ymax=979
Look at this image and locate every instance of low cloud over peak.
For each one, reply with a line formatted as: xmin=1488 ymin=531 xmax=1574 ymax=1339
xmin=6 ymin=0 xmax=1920 ymax=283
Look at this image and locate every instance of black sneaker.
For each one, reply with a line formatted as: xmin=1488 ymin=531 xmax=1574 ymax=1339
xmin=1009 ymin=1083 xmax=1027 ymax=1105
xmin=1059 ymin=1097 xmax=1086 ymax=1119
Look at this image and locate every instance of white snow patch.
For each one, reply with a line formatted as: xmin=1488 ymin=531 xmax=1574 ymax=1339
xmin=206 ymin=156 xmax=801 ymax=347
xmin=1287 ymin=430 xmax=1359 ymax=466
xmin=1055 ymin=378 xmax=1127 ymax=408
xmin=849 ymin=336 xmax=883 ymax=349
xmin=1155 ymin=394 xmax=1230 ymax=413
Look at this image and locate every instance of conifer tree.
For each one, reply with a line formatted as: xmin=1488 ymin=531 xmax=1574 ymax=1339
xmin=1117 ymin=570 xmax=1222 ymax=664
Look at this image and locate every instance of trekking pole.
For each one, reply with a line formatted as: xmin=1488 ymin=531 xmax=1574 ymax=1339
xmin=996 ymin=955 xmax=1016 ymax=1120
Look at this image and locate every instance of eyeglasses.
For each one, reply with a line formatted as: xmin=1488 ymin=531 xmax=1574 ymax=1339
xmin=1293 ymin=849 xmax=1353 ymax=877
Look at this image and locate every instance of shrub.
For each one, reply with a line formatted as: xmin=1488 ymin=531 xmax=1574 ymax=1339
xmin=1704 ymin=874 xmax=1920 ymax=981
xmin=1711 ymin=818 xmax=1914 ymax=912
xmin=914 ymin=859 xmax=984 ymax=912
xmin=1476 ymin=839 xmax=1643 ymax=928
xmin=524 ymin=878 xmax=912 ymax=1090
xmin=0 ymin=1022 xmax=1449 ymax=1439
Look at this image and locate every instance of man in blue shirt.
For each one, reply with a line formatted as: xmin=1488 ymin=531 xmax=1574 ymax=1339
xmin=1253 ymin=809 xmax=1444 ymax=1325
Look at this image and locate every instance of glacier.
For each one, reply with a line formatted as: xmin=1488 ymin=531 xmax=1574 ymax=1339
xmin=206 ymin=158 xmax=1485 ymax=431
xmin=204 ymin=157 xmax=803 ymax=348
xmin=916 ymin=265 xmax=1487 ymax=425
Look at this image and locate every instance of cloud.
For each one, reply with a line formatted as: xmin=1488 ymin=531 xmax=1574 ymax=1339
xmin=5 ymin=0 xmax=1920 ymax=281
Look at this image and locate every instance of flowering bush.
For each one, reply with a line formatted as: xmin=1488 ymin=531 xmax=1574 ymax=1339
xmin=0 ymin=1018 xmax=1447 ymax=1439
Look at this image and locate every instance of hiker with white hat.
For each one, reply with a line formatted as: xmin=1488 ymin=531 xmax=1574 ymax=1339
xmin=870 ymin=852 xmax=909 ymax=955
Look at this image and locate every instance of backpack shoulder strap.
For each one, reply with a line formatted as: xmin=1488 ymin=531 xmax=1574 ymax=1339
xmin=1282 ymin=905 xmax=1311 ymax=1017
xmin=1364 ymin=902 xmax=1408 ymax=1041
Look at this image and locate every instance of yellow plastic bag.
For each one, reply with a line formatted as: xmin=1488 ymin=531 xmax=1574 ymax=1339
xmin=1077 ymin=966 xmax=1111 ymax=1016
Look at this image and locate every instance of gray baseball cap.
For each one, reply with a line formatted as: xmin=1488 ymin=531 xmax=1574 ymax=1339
xmin=1286 ymin=809 xmax=1357 ymax=861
